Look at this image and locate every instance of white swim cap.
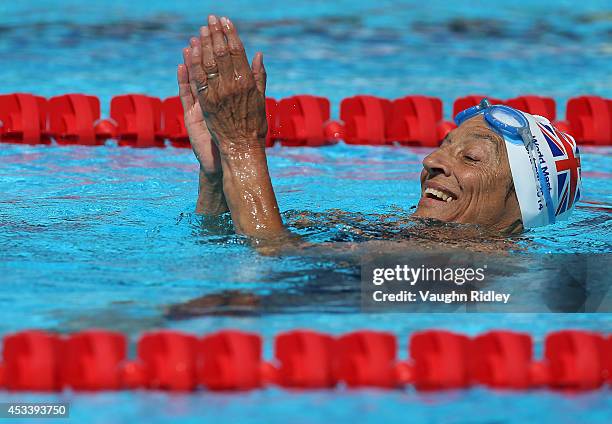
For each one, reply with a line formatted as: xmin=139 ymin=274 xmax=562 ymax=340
xmin=503 ymin=112 xmax=582 ymax=228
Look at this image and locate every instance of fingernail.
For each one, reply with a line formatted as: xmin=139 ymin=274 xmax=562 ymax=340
xmin=220 ymin=17 xmax=227 ymax=28
xmin=208 ymin=15 xmax=217 ymax=25
xmin=226 ymin=17 xmax=233 ymax=29
xmin=190 ymin=37 xmax=198 ymax=46
xmin=200 ymin=26 xmax=209 ymax=37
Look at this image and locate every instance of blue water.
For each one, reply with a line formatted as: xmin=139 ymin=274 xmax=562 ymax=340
xmin=1 ymin=0 xmax=611 ymax=423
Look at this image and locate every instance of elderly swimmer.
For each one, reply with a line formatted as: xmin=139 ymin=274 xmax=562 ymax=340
xmin=177 ymin=15 xmax=582 ymax=239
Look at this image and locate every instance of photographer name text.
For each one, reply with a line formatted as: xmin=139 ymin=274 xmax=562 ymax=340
xmin=372 ymin=290 xmax=511 ymax=304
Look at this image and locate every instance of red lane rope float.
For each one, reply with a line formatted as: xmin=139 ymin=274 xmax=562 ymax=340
xmin=388 ymin=95 xmax=456 ymax=147
xmin=0 ymin=93 xmax=610 ymax=147
xmin=565 ymin=95 xmax=612 ymax=146
xmin=161 ymin=96 xmax=189 ymax=148
xmin=0 ymin=93 xmax=52 ymax=144
xmin=0 ymin=329 xmax=609 ymax=392
xmin=49 ymin=94 xmax=106 ymax=146
xmin=111 ymin=94 xmax=165 ymax=148
xmin=277 ymin=95 xmax=338 ymax=147
xmin=341 ymin=95 xmax=392 ymax=145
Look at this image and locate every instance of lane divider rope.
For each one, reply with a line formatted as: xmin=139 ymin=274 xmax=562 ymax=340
xmin=0 ymin=93 xmax=610 ymax=147
xmin=1 ymin=329 xmax=610 ymax=391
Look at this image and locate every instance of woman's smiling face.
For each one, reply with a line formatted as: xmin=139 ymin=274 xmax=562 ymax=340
xmin=413 ymin=115 xmax=523 ymax=232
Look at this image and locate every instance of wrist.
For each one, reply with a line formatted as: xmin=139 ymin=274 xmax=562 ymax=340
xmin=217 ymin=137 xmax=267 ymax=160
xmin=197 ymin=168 xmax=228 ymax=215
xmin=220 ymin=143 xmax=267 ymax=172
xmin=199 ymin=166 xmax=223 ymax=182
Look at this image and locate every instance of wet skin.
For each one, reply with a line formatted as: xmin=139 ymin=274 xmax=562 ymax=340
xmin=178 ymin=15 xmax=523 ymax=239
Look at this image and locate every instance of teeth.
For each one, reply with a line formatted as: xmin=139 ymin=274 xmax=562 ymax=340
xmin=425 ymin=187 xmax=454 ymax=202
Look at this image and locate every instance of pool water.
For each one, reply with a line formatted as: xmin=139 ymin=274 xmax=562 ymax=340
xmin=1 ymin=0 xmax=611 ymax=423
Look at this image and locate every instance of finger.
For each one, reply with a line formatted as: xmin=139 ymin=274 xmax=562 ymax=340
xmin=221 ymin=17 xmax=251 ymax=78
xmin=181 ymin=47 xmax=198 ymax=100
xmin=251 ymin=52 xmax=267 ymax=95
xmin=199 ymin=25 xmax=218 ymax=76
xmin=208 ymin=15 xmax=234 ymax=79
xmin=177 ymin=63 xmax=195 ymax=111
xmin=188 ymin=37 xmax=208 ymax=96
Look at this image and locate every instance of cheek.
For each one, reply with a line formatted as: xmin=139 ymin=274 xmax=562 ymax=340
xmin=460 ymin=166 xmax=506 ymax=200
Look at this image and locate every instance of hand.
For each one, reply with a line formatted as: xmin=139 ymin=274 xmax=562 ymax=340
xmin=188 ymin=15 xmax=268 ymax=156
xmin=177 ymin=51 xmax=221 ymax=175
xmin=178 ymin=47 xmax=228 ymax=215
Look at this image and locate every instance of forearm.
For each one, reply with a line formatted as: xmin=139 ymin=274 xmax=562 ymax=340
xmin=219 ymin=143 xmax=284 ymax=237
xmin=196 ymin=168 xmax=229 ymax=215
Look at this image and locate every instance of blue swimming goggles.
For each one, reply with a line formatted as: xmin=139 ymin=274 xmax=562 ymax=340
xmin=454 ymin=98 xmax=555 ymax=224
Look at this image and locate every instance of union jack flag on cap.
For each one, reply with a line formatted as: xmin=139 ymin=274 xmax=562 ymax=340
xmin=504 ymin=112 xmax=582 ymax=228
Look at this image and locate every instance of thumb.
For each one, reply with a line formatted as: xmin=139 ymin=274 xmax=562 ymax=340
xmin=251 ymin=52 xmax=267 ymax=95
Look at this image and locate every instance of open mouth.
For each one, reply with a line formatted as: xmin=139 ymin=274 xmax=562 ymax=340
xmin=424 ymin=187 xmax=456 ymax=203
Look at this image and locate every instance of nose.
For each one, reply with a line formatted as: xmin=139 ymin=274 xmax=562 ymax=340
xmin=422 ymin=149 xmax=452 ymax=178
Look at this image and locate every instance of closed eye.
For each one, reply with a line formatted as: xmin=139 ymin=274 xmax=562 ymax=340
xmin=464 ymin=155 xmax=480 ymax=162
